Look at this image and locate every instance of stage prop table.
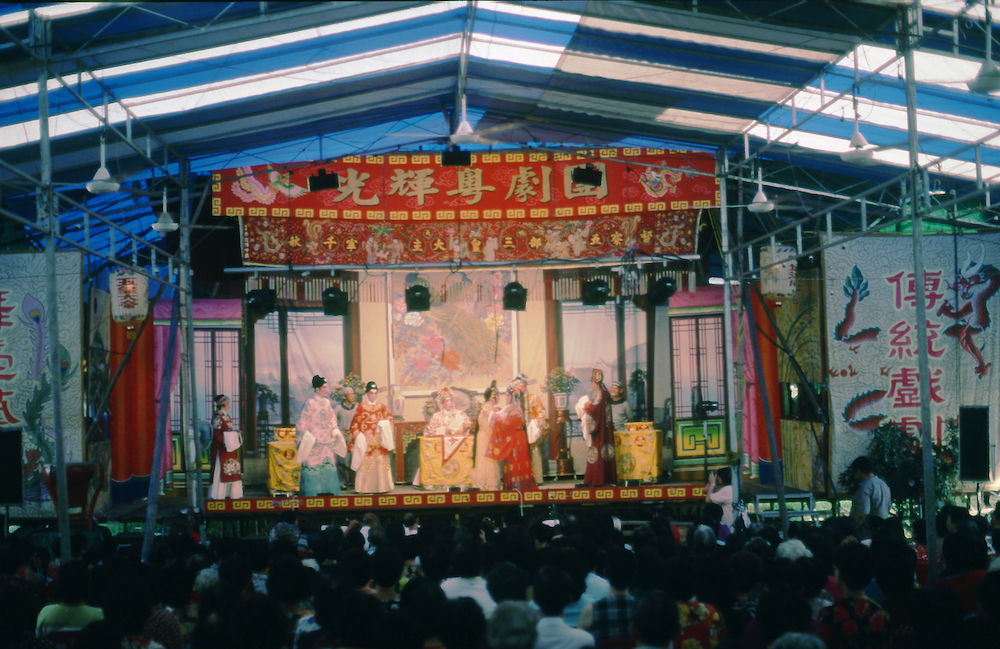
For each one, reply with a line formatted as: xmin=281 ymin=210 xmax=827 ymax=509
xmin=419 ymin=434 xmax=474 ymax=489
xmin=614 ymin=422 xmax=661 ymax=481
xmin=267 ymin=427 xmax=300 ymax=496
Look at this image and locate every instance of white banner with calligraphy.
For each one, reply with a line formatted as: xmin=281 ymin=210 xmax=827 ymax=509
xmin=0 ymin=252 xmax=84 ymax=516
xmin=824 ymin=234 xmax=1000 ymax=487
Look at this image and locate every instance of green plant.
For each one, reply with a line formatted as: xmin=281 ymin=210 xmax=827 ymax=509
xmin=628 ymin=368 xmax=646 ymax=394
xmin=333 ymin=374 xmax=366 ymax=403
xmin=543 ymin=367 xmax=581 ymax=394
xmin=255 ymin=383 xmax=278 ymax=414
xmin=837 ymin=420 xmax=960 ymax=515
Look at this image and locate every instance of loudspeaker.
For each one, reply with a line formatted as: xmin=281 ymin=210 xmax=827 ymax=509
xmin=0 ymin=428 xmax=23 ymax=505
xmin=647 ymin=277 xmax=677 ymax=306
xmin=571 ymin=164 xmax=603 ymax=187
xmin=503 ymin=282 xmax=527 ymax=311
xmin=581 ymin=279 xmax=609 ymax=306
xmin=405 ymin=284 xmax=431 ymax=312
xmin=322 ymin=286 xmax=349 ymax=316
xmin=308 ymin=168 xmax=339 ymax=191
xmin=442 ymin=149 xmax=472 ymax=167
xmin=246 ymin=289 xmax=276 ymax=321
xmin=959 ymin=406 xmax=990 ymax=481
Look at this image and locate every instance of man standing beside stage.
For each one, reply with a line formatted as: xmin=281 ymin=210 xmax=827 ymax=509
xmin=349 ymin=381 xmax=395 ymax=493
xmin=609 ymin=381 xmax=632 ymax=431
xmin=512 ymin=373 xmax=548 ymax=485
xmin=334 ymin=385 xmax=358 ymax=490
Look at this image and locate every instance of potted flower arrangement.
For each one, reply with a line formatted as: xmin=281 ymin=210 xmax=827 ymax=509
xmin=543 ymin=367 xmax=581 ymax=410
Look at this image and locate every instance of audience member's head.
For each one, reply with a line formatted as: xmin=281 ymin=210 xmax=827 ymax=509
xmin=659 ymin=556 xmax=697 ymax=602
xmin=757 ymin=585 xmax=812 ymax=645
xmin=486 ymin=561 xmax=530 ymax=603
xmin=267 ymin=554 xmax=315 ymax=609
xmin=228 ymin=592 xmax=290 ymax=649
xmin=371 ymin=546 xmax=404 ymax=590
xmin=438 ymin=596 xmax=487 ymax=649
xmin=775 ymin=539 xmax=813 ymax=561
xmin=942 ymin=531 xmax=989 ymax=574
xmin=768 ymin=631 xmax=826 ymax=649
xmin=833 ymin=541 xmax=874 ymax=592
xmin=400 ymin=577 xmax=447 ymax=641
xmin=633 ymin=591 xmax=680 ymax=648
xmin=374 ymin=610 xmax=423 ymax=649
xmin=487 ymin=601 xmax=537 ymax=649
xmin=54 ymin=559 xmax=93 ymax=605
xmin=532 ymin=565 xmax=572 ymax=616
xmin=451 ymin=543 xmax=485 ymax=579
xmin=604 ymin=546 xmax=636 ymax=592
xmin=729 ymin=550 xmax=765 ymax=596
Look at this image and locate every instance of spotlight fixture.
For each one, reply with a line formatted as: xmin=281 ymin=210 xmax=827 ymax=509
xmin=969 ymin=9 xmax=1000 ymax=93
xmin=442 ymin=146 xmax=472 ymax=167
xmin=322 ymin=286 xmax=350 ymax=316
xmin=405 ymin=284 xmax=431 ymax=312
xmin=308 ymin=168 xmax=340 ymax=192
xmin=151 ymin=186 xmax=178 ymax=232
xmin=572 ymin=163 xmax=603 ymax=188
xmin=502 ymin=281 xmax=527 ymax=311
xmin=86 ymin=135 xmax=120 ymax=194
xmin=245 ymin=289 xmax=276 ymax=321
xmin=747 ymin=167 xmax=774 ymax=213
xmin=581 ymin=278 xmax=610 ymax=306
xmin=646 ymin=277 xmax=677 ymax=307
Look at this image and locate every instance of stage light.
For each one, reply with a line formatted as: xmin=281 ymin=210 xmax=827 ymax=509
xmin=581 ymin=278 xmax=610 ymax=306
xmin=405 ymin=284 xmax=430 ymax=312
xmin=308 ymin=168 xmax=339 ymax=192
xmin=572 ymin=164 xmax=603 ymax=187
xmin=646 ymin=277 xmax=677 ymax=306
xmin=322 ymin=286 xmax=350 ymax=316
xmin=503 ymin=281 xmax=527 ymax=311
xmin=442 ymin=147 xmax=472 ymax=167
xmin=245 ymin=289 xmax=276 ymax=321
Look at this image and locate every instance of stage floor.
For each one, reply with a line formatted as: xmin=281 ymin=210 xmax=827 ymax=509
xmin=200 ymin=478 xmax=705 ymax=515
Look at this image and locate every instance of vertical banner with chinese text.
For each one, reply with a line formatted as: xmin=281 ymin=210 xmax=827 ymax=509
xmin=824 ymin=235 xmax=1000 ymax=486
xmin=0 ymin=252 xmax=84 ymax=517
xmin=214 ymin=148 xmax=718 ymax=266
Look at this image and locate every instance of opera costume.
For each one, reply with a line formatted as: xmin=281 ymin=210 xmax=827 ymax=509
xmin=486 ymin=383 xmax=538 ymax=491
xmin=578 ymin=369 xmax=617 ymax=487
xmin=208 ymin=394 xmax=243 ymax=499
xmin=470 ymin=382 xmax=502 ymax=491
xmin=349 ymin=381 xmax=396 ymax=494
xmin=512 ymin=374 xmax=548 ymax=485
xmin=295 ymin=375 xmax=348 ymax=497
xmin=414 ymin=387 xmax=472 ymax=487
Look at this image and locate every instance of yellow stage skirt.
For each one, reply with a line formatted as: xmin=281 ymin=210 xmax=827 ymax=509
xmin=614 ymin=424 xmax=661 ymax=481
xmin=419 ymin=435 xmax=474 ymax=487
xmin=267 ymin=440 xmax=300 ymax=492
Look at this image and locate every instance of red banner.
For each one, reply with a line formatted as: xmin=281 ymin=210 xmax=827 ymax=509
xmin=213 ymin=148 xmax=718 ymax=266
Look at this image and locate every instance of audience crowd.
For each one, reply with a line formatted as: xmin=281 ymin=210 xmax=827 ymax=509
xmin=1 ymin=503 xmax=999 ymax=649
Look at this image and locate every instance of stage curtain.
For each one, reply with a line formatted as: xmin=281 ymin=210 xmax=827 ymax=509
xmin=109 ymin=319 xmax=155 ymax=503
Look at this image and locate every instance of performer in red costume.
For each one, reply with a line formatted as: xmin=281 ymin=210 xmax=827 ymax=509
xmin=486 ymin=381 xmax=539 ymax=491
xmin=209 ymin=394 xmax=243 ymax=499
xmin=581 ymin=369 xmax=617 ymax=487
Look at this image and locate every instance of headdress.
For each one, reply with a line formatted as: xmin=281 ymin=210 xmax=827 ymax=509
xmin=435 ymin=387 xmax=454 ymax=407
xmin=513 ymin=373 xmax=528 ymax=384
xmin=365 ymin=381 xmax=379 ymax=393
xmin=312 ymin=375 xmax=327 ymax=389
xmin=611 ymin=381 xmax=623 ymax=389
xmin=506 ymin=380 xmax=516 ymax=395
xmin=591 ymin=368 xmax=604 ymax=384
xmin=213 ymin=394 xmax=229 ymax=410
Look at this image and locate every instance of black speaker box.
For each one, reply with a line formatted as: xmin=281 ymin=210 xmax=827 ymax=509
xmin=0 ymin=428 xmax=23 ymax=505
xmin=442 ymin=149 xmax=472 ymax=167
xmin=503 ymin=282 xmax=527 ymax=311
xmin=405 ymin=284 xmax=431 ymax=312
xmin=322 ymin=286 xmax=349 ymax=316
xmin=959 ymin=405 xmax=990 ymax=481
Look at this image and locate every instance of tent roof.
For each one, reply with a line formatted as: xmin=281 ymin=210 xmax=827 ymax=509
xmin=2 ymin=1 xmax=999 ymax=264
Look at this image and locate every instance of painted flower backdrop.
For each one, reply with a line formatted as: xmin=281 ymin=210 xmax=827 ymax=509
xmin=393 ymin=271 xmax=514 ymax=390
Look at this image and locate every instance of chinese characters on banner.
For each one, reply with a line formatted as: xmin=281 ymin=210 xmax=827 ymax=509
xmin=0 ymin=252 xmax=84 ymax=516
xmin=824 ymin=235 xmax=1000 ymax=481
xmin=212 ymin=148 xmax=718 ymax=266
